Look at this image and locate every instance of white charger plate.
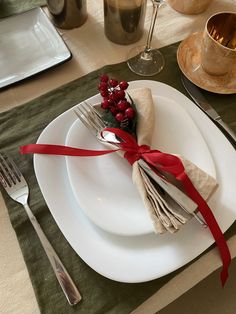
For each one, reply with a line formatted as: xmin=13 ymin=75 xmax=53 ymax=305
xmin=0 ymin=8 xmax=71 ymax=89
xmin=65 ymin=90 xmax=216 ymax=236
xmin=34 ymin=81 xmax=236 ymax=283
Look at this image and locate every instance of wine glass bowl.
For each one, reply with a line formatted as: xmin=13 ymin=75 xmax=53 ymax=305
xmin=127 ymin=0 xmax=165 ymax=76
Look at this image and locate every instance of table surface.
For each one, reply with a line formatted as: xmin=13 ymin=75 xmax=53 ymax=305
xmin=0 ymin=1 xmax=236 ymax=313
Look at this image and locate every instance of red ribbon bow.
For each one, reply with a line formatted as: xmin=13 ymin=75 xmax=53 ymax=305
xmin=20 ymin=127 xmax=231 ymax=286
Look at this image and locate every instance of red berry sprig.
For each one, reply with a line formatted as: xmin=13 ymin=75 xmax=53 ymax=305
xmin=98 ymin=74 xmax=135 ymax=126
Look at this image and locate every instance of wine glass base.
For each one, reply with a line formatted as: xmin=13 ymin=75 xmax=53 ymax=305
xmin=127 ymin=45 xmax=165 ymax=76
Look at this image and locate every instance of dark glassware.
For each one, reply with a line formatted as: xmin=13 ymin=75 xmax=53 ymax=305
xmin=46 ymin=0 xmax=87 ymax=29
xmin=104 ymin=0 xmax=147 ymax=45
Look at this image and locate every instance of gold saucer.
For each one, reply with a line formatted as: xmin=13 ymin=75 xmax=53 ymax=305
xmin=177 ymin=32 xmax=236 ymax=94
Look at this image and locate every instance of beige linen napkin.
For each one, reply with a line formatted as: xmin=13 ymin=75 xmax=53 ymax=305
xmin=128 ymin=88 xmax=218 ymax=234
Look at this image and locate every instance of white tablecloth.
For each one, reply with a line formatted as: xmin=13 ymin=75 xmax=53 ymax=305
xmin=0 ymin=1 xmax=236 ymax=313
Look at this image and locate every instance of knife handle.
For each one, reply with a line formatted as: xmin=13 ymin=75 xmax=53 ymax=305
xmin=216 ymin=118 xmax=236 ymax=143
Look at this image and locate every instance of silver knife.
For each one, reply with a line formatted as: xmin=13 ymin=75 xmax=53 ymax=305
xmin=181 ymin=75 xmax=236 ymax=143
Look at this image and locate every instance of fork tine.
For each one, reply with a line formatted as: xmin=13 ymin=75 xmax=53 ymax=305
xmin=0 ymin=153 xmax=21 ymax=187
xmin=3 ymin=153 xmax=21 ymax=180
xmin=74 ymin=107 xmax=100 ymax=135
xmin=85 ymin=102 xmax=106 ymax=128
xmin=74 ymin=102 xmax=105 ymax=135
xmin=79 ymin=103 xmax=97 ymax=126
xmin=0 ymin=154 xmax=15 ymax=187
xmin=74 ymin=107 xmax=97 ymax=135
xmin=80 ymin=102 xmax=103 ymax=131
xmin=0 ymin=162 xmax=9 ymax=188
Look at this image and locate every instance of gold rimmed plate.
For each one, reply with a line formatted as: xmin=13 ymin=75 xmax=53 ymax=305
xmin=177 ymin=32 xmax=236 ymax=94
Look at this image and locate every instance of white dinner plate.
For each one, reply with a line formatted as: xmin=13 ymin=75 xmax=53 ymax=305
xmin=34 ymin=81 xmax=236 ymax=283
xmin=65 ymin=90 xmax=216 ymax=236
xmin=0 ymin=8 xmax=71 ymax=89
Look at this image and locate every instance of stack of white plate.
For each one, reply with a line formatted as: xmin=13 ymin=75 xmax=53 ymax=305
xmin=34 ymin=80 xmax=236 ymax=283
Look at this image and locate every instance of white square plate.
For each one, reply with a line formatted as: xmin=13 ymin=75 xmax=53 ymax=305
xmin=0 ymin=7 xmax=71 ymax=88
xmin=33 ymin=81 xmax=236 ymax=283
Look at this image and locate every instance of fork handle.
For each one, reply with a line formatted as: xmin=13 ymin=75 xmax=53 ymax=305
xmin=23 ymin=203 xmax=82 ymax=305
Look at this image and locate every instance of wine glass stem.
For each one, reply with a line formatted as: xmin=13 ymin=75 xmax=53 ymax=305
xmin=145 ymin=1 xmax=161 ymax=53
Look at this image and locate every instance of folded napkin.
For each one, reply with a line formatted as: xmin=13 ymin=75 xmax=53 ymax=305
xmin=128 ymin=88 xmax=218 ymax=234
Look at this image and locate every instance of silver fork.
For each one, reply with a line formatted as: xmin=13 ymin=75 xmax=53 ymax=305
xmin=74 ymin=102 xmax=207 ymax=226
xmin=0 ymin=153 xmax=82 ymax=305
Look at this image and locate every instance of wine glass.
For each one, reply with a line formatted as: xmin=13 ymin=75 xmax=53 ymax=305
xmin=127 ymin=0 xmax=165 ymax=76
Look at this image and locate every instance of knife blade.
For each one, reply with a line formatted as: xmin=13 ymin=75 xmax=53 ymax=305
xmin=181 ymin=75 xmax=236 ymax=144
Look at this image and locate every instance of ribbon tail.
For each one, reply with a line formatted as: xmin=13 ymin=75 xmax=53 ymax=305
xmin=20 ymin=144 xmax=118 ymax=157
xmin=20 ymin=131 xmax=232 ymax=287
xmin=180 ymin=173 xmax=231 ymax=287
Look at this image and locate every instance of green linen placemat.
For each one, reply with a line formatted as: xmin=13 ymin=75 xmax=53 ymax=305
xmin=0 ymin=42 xmax=236 ymax=314
xmin=0 ymin=0 xmax=46 ymax=18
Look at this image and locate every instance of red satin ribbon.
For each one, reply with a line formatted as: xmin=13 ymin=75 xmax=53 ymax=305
xmin=20 ymin=127 xmax=231 ymax=286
